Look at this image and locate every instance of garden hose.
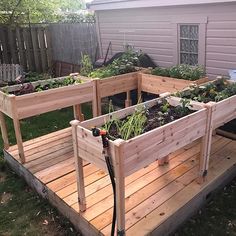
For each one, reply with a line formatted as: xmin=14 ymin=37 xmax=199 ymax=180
xmin=92 ymin=128 xmax=117 ymax=236
xmin=105 ymin=154 xmax=117 ymax=236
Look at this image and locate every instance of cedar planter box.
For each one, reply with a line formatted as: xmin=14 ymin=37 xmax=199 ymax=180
xmin=95 ymin=69 xmax=207 ymax=116
xmin=71 ymin=96 xmax=210 ymax=234
xmin=139 ymin=73 xmax=208 ymax=95
xmin=95 ymin=72 xmax=139 ymax=115
xmin=0 ymin=76 xmax=97 ymax=163
xmin=175 ymin=79 xmax=236 ymax=174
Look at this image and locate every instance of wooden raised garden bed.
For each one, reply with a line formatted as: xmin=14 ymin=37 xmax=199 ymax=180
xmin=95 ymin=68 xmax=207 ymax=116
xmin=138 ymin=73 xmax=208 ymax=96
xmin=95 ymin=72 xmax=139 ymax=115
xmin=71 ymin=95 xmax=211 ymax=235
xmin=176 ymin=78 xmax=236 ymax=175
xmin=0 ymin=75 xmax=97 ymax=163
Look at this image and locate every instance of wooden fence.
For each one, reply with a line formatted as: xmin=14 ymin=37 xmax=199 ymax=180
xmin=49 ymin=23 xmax=98 ymax=65
xmin=0 ymin=64 xmax=22 ymax=83
xmin=0 ymin=23 xmax=98 ymax=74
xmin=0 ymin=25 xmax=52 ymax=73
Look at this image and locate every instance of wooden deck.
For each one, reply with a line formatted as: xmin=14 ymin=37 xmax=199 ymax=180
xmin=4 ymin=128 xmax=236 ymax=236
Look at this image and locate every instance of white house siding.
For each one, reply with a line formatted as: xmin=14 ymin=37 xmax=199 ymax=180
xmin=96 ymin=2 xmax=236 ymax=78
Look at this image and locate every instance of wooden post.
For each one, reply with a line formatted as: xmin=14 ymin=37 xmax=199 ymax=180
xmin=125 ymin=91 xmax=131 ymax=108
xmin=137 ymin=73 xmax=142 ymax=102
xmin=212 ymin=129 xmax=217 ymax=136
xmin=114 ymin=139 xmax=126 ymax=235
xmin=73 ymin=104 xmax=84 ymax=121
xmin=197 ymin=103 xmax=214 ymax=184
xmin=204 ymin=103 xmax=215 ymax=172
xmin=95 ymin=78 xmax=102 ymax=116
xmin=92 ymin=80 xmax=98 ymax=117
xmin=158 ymin=155 xmax=169 ymax=166
xmin=0 ymin=111 xmax=9 ymax=149
xmin=70 ymin=120 xmax=86 ymax=212
xmin=10 ymin=95 xmax=25 ymax=163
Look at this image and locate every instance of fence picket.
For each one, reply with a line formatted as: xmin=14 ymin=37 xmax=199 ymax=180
xmin=38 ymin=27 xmax=47 ymax=72
xmin=16 ymin=27 xmax=27 ymax=70
xmin=45 ymin=27 xmax=52 ymax=69
xmin=0 ymin=27 xmax=10 ymax=63
xmin=31 ymin=27 xmax=41 ymax=72
xmin=0 ymin=23 xmax=97 ymax=73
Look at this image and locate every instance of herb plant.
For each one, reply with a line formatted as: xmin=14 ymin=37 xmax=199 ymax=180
xmin=80 ymin=54 xmax=93 ymax=76
xmin=152 ymin=64 xmax=205 ymax=81
xmin=102 ymin=98 xmax=194 ymax=140
xmin=176 ymin=79 xmax=236 ymax=103
xmin=3 ymin=75 xmax=83 ymax=96
xmin=89 ymin=49 xmax=143 ymax=79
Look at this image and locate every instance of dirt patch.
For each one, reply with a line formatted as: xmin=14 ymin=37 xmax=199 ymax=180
xmin=0 ymin=192 xmax=13 ymax=205
xmin=40 ymin=218 xmax=76 ymax=236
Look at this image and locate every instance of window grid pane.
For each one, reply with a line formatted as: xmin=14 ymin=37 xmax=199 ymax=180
xmin=179 ymin=24 xmax=199 ymax=65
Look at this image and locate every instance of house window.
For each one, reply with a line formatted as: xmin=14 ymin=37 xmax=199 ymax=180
xmin=179 ymin=25 xmax=199 ymax=65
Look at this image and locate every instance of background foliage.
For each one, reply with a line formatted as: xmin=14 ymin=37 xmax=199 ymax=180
xmin=0 ymin=0 xmax=94 ymax=24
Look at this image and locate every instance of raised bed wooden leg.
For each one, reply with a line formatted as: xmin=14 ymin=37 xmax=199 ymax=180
xmin=125 ymin=91 xmax=132 ymax=108
xmin=198 ymin=136 xmax=208 ymax=184
xmin=164 ymin=155 xmax=169 ymax=164
xmin=13 ymin=118 xmax=25 ymax=163
xmin=198 ymin=103 xmax=214 ymax=184
xmin=158 ymin=158 xmax=165 ymax=166
xmin=73 ymin=104 xmax=84 ymax=122
xmin=137 ymin=73 xmax=142 ymax=102
xmin=92 ymin=81 xmax=98 ymax=117
xmin=0 ymin=112 xmax=9 ymax=149
xmin=71 ymin=120 xmax=86 ymax=212
xmin=158 ymin=155 xmax=169 ymax=166
xmin=114 ymin=139 xmax=126 ymax=235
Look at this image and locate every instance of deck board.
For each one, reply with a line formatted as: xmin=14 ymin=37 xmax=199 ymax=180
xmin=4 ymin=128 xmax=236 ymax=236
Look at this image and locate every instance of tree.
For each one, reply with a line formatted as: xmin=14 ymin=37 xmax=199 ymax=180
xmin=0 ymin=0 xmax=86 ymax=25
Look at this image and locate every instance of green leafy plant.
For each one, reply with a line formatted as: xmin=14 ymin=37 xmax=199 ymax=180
xmin=4 ymin=75 xmax=83 ymax=95
xmin=176 ymin=78 xmax=236 ymax=103
xmin=175 ymin=99 xmax=192 ymax=117
xmin=103 ymin=102 xmax=147 ymax=140
xmin=119 ymin=106 xmax=147 ymax=140
xmin=80 ymin=54 xmax=93 ymax=77
xmin=102 ymin=98 xmax=194 ymax=140
xmin=152 ymin=64 xmax=205 ymax=81
xmin=89 ymin=49 xmax=143 ymax=79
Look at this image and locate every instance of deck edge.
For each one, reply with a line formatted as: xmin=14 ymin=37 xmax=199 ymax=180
xmin=150 ymin=161 xmax=236 ymax=236
xmin=4 ymin=150 xmax=101 ymax=236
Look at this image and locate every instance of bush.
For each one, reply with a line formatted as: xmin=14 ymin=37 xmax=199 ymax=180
xmin=152 ymin=64 xmax=205 ymax=81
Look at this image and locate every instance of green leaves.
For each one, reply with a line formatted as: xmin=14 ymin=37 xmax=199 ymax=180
xmin=89 ymin=50 xmax=142 ymax=79
xmin=103 ymin=103 xmax=147 ymax=141
xmin=152 ymin=64 xmax=205 ymax=81
xmin=0 ymin=0 xmax=88 ymax=24
xmin=176 ymin=78 xmax=236 ymax=103
xmin=80 ymin=54 xmax=93 ymax=77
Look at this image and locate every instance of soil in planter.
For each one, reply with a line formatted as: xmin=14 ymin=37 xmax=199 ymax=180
xmin=2 ymin=76 xmax=83 ymax=96
xmin=175 ymin=78 xmax=236 ymax=103
xmin=102 ymin=98 xmax=195 ymax=140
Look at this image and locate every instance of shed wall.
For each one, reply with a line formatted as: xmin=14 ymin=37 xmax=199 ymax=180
xmin=96 ymin=2 xmax=236 ymax=78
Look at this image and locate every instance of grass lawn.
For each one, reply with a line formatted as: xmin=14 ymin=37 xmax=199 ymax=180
xmin=0 ymin=105 xmax=92 ymax=236
xmin=0 ymin=103 xmax=236 ymax=235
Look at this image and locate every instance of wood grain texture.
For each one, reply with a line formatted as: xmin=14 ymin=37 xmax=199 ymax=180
xmin=3 ymin=128 xmax=236 ymax=236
